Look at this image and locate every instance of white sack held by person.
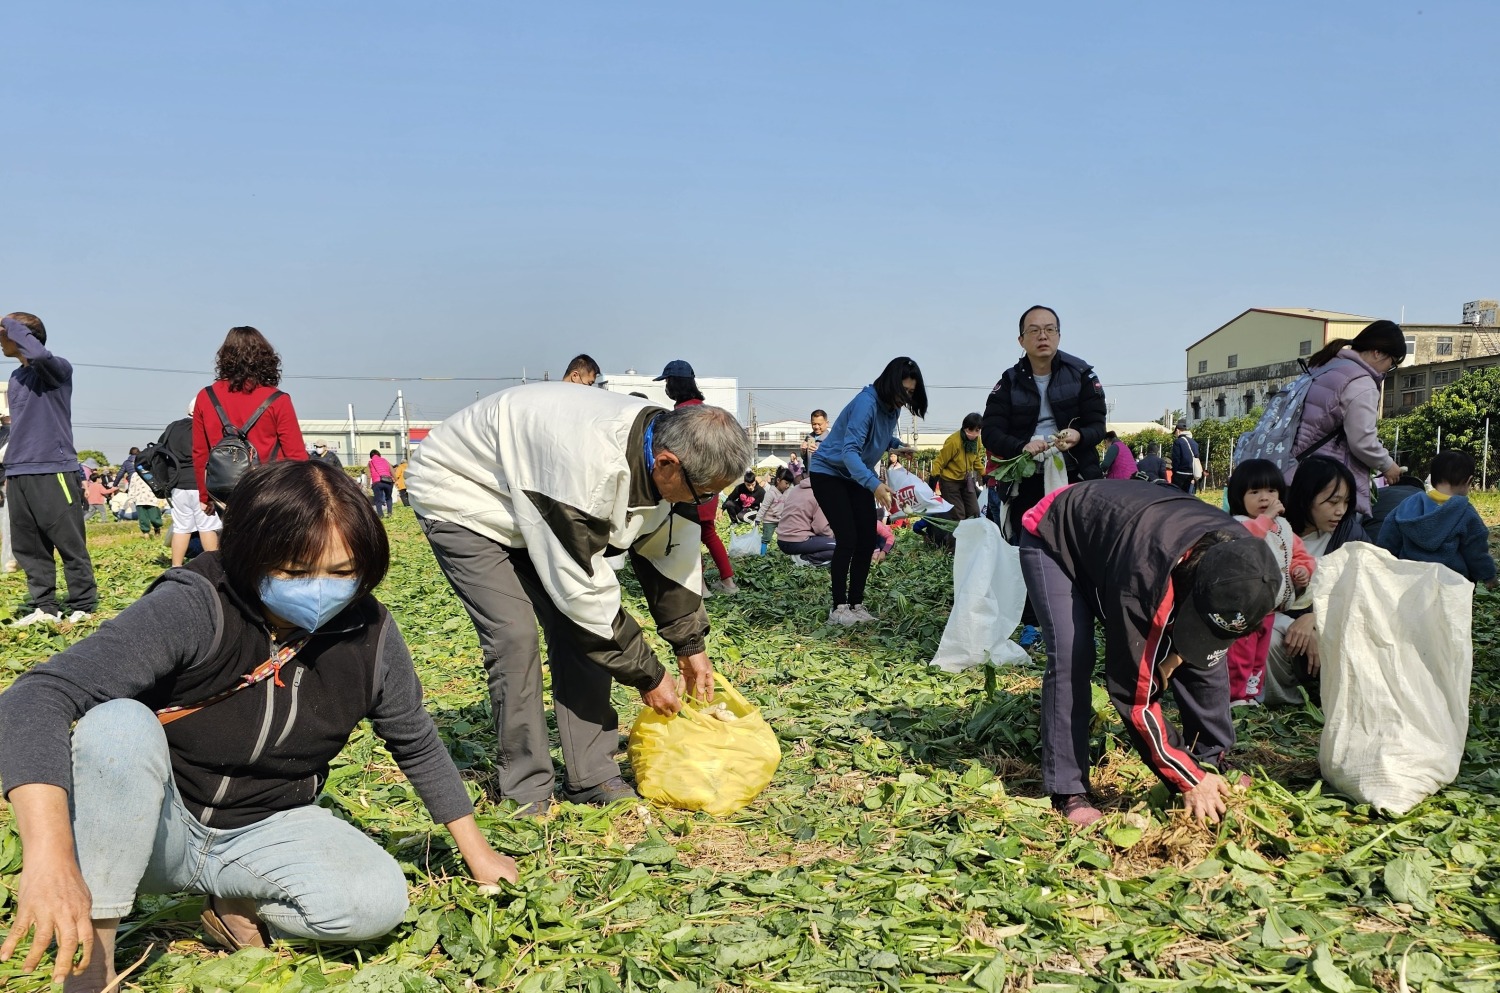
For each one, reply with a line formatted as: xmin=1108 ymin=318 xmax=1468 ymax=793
xmin=930 ymin=518 xmax=1028 ymax=672
xmin=887 ymin=463 xmax=953 ymax=517
xmin=1314 ymin=542 xmax=1472 ymax=815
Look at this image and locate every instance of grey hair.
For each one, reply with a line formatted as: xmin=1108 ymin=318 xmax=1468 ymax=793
xmin=654 ymin=404 xmax=754 ymax=488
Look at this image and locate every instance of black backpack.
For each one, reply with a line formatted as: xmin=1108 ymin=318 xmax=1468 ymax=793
xmin=137 ymin=418 xmax=194 ymax=498
xmin=204 ymin=386 xmax=286 ymax=507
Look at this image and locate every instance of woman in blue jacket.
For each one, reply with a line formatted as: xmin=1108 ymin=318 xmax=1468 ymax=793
xmin=810 ymin=357 xmax=926 ymax=626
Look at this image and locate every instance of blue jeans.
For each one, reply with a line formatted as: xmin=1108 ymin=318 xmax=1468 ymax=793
xmin=72 ymin=700 xmax=409 ymax=940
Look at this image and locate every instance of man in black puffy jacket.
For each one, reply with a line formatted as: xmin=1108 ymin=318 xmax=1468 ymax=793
xmin=981 ymin=305 xmax=1109 ymax=538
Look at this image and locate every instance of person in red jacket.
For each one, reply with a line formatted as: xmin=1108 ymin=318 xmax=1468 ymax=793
xmin=658 ymin=360 xmax=737 ymax=594
xmin=192 ymin=327 xmax=309 ymax=509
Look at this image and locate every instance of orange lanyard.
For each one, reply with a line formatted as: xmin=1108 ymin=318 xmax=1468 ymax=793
xmin=156 ymin=635 xmax=309 ymax=727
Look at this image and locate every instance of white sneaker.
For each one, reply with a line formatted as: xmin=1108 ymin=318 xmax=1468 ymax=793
xmin=788 ymin=555 xmax=809 ymax=566
xmin=827 ymin=605 xmax=858 ymax=627
xmin=1 ymin=560 xmax=15 ymax=574
xmin=718 ymin=578 xmax=739 ymax=594
xmin=13 ymin=609 xmax=60 ymax=626
xmin=847 ymin=604 xmax=877 ymax=623
xmin=66 ymin=611 xmax=93 ymax=624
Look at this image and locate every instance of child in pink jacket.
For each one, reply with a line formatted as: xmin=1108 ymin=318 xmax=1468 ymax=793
xmin=1226 ymin=460 xmax=1315 ymax=705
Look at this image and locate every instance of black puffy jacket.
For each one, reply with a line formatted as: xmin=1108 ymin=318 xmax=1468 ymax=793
xmin=981 ymin=351 xmax=1109 ymax=533
xmin=982 ymin=351 xmax=1109 ymax=468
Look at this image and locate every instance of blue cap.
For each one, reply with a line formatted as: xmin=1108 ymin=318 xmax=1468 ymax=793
xmin=654 ymin=359 xmax=695 ymax=381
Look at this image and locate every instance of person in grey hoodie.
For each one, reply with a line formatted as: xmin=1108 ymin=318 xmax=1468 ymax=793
xmin=0 ymin=461 xmax=516 ymax=992
xmin=0 ymin=313 xmax=97 ymax=625
xmin=1378 ymin=450 xmax=1496 ymax=586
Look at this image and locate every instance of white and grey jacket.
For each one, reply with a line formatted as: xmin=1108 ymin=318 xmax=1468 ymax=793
xmin=407 ymin=384 xmax=709 ymax=691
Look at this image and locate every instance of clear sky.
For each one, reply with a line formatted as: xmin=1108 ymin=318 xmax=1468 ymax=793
xmin=4 ymin=1 xmax=1497 ymax=455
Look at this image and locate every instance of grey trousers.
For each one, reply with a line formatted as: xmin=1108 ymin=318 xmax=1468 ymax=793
xmin=420 ymin=518 xmax=619 ymax=803
xmin=1260 ymin=612 xmax=1308 ymax=708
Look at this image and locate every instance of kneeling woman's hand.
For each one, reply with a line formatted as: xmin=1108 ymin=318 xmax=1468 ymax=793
xmin=445 ymin=815 xmax=519 ymax=887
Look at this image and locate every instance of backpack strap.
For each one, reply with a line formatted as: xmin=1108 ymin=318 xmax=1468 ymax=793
xmin=1294 ymin=425 xmax=1344 ymax=462
xmin=236 ymin=390 xmax=286 ymax=437
xmin=205 ymin=386 xmax=238 ymax=435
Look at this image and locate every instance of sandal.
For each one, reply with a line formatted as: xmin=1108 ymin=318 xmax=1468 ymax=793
xmin=1051 ymin=793 xmax=1104 ymax=827
xmin=201 ymin=897 xmax=269 ymax=951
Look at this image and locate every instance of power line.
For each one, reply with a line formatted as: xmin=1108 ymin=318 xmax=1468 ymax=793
xmin=68 ymin=361 xmax=1183 ymax=391
xmin=72 ymin=362 xmax=523 ymax=383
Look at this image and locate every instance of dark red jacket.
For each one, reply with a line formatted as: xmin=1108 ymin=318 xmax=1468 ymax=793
xmin=192 ymin=382 xmax=310 ymax=505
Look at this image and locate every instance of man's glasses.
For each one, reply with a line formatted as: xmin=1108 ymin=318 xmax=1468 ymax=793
xmin=1023 ymin=326 xmax=1059 ymax=340
xmin=679 ymin=462 xmax=717 ymax=504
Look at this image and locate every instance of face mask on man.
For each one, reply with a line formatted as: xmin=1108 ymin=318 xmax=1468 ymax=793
xmin=258 ymin=576 xmax=359 ymax=632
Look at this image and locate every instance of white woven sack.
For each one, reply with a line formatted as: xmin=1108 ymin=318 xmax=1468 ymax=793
xmin=1315 ymin=542 xmax=1472 ymax=815
xmin=930 ymin=518 xmax=1029 ymax=672
xmin=887 ymin=464 xmax=953 ymax=517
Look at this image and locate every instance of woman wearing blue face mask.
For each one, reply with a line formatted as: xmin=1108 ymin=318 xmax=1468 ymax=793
xmin=0 ymin=460 xmax=516 ymax=992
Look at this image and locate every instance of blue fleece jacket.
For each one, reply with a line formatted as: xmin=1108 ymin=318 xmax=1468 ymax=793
xmin=1378 ymin=490 xmax=1496 ymax=583
xmin=809 ymin=384 xmax=904 ymax=492
xmin=2 ymin=317 xmax=79 ymax=477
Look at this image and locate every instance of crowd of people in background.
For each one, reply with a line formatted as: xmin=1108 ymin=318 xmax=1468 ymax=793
xmin=0 ymin=305 xmax=1491 ymax=991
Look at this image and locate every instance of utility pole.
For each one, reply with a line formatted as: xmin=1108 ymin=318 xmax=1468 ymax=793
xmin=747 ymin=392 xmax=757 ymax=454
xmin=347 ymin=404 xmax=358 ymax=466
xmin=396 ymin=389 xmax=409 ymax=459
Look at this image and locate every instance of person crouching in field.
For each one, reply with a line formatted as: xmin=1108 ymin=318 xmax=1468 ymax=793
xmin=1020 ymin=480 xmax=1280 ymax=828
xmin=0 ymin=461 xmax=515 ymax=992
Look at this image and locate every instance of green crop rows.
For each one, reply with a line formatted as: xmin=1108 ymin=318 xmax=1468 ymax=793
xmin=1 ymin=512 xmax=1498 ymax=992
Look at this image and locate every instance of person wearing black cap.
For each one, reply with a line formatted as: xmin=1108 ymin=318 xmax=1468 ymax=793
xmin=1019 ymin=479 xmax=1280 ymax=827
xmin=657 ymin=360 xmax=738 ymax=594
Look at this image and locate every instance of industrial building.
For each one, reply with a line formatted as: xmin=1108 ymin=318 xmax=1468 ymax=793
xmin=1185 ymin=304 xmax=1500 ymax=425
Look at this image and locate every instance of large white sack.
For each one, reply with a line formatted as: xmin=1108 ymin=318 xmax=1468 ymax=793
xmin=1315 ymin=542 xmax=1472 ymax=815
xmin=930 ymin=518 xmax=1030 ymax=672
xmin=888 ymin=464 xmax=954 ymax=517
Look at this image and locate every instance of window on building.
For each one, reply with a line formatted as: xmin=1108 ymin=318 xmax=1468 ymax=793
xmin=1433 ymin=370 xmax=1452 ymax=386
xmin=1299 ymin=340 xmax=1312 ymax=356
xmin=758 ymin=431 xmax=769 ymax=441
xmin=1401 ymin=391 xmax=1419 ymax=408
xmin=1226 ymin=354 xmax=1238 ymax=369
xmin=1400 ymin=373 xmax=1426 ymax=389
xmin=1197 ymin=359 xmax=1207 ymax=374
xmin=1436 ymin=336 xmax=1453 ymax=356
xmin=774 ymin=431 xmax=786 ymax=441
xmin=1215 ymin=394 xmax=1227 ymax=417
xmin=379 ymin=441 xmax=391 ymax=449
xmin=1191 ymin=399 xmax=1202 ymax=420
xmin=1243 ymin=391 xmax=1255 ymax=414
xmin=1405 ymin=335 xmax=1417 ymax=355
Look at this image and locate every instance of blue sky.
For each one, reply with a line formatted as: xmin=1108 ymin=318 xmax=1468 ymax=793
xmin=3 ymin=1 xmax=1496 ymax=454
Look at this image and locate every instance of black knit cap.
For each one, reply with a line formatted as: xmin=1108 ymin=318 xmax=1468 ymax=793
xmin=1352 ymin=320 xmax=1407 ymax=364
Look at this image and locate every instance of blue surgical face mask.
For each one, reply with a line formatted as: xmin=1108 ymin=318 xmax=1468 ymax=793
xmin=258 ymin=576 xmax=359 ymax=632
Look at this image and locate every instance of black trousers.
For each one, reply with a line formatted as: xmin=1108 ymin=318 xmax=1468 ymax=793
xmin=9 ymin=472 xmax=98 ymax=614
xmin=809 ymin=473 xmax=878 ymax=606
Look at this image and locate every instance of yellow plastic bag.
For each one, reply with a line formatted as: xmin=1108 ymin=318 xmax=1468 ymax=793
xmin=627 ymin=675 xmax=781 ymax=816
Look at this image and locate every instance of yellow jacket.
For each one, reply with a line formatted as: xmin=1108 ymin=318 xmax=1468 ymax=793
xmin=393 ymin=461 xmax=407 ymax=490
xmin=933 ymin=431 xmax=985 ymax=482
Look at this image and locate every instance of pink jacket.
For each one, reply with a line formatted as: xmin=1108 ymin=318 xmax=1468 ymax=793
xmin=368 ymin=455 xmax=394 ymax=483
xmin=776 ymin=478 xmax=831 ymax=542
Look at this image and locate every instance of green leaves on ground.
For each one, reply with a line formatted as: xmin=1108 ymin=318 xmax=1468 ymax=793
xmin=1 ymin=514 xmax=1498 ymax=990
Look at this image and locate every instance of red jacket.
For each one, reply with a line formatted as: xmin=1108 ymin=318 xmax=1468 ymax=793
xmin=192 ymin=382 xmax=310 ymax=505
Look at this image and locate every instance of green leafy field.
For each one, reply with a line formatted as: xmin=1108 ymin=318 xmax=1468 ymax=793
xmin=1 ymin=510 xmax=1498 ymax=992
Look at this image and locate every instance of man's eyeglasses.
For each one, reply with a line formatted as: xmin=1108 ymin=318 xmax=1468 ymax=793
xmin=678 ymin=461 xmax=717 ymax=504
xmin=1023 ymin=326 xmax=1059 ymax=340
